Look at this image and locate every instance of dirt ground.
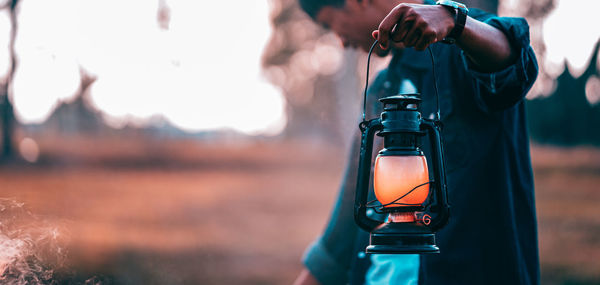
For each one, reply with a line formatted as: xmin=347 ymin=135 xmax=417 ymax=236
xmin=0 ymin=138 xmax=599 ymax=284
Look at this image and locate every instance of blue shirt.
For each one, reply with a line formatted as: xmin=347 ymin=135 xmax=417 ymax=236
xmin=302 ymin=7 xmax=540 ymax=285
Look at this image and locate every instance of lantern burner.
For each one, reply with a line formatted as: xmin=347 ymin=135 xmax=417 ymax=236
xmin=389 ymin=212 xmax=416 ymax=223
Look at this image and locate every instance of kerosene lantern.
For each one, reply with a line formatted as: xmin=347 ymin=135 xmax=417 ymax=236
xmin=354 ymin=93 xmax=450 ymax=254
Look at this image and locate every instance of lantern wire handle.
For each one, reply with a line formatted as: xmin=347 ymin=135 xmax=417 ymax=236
xmin=427 ymin=46 xmax=441 ymax=121
xmin=361 ymin=40 xmax=379 ymax=124
xmin=361 ymin=41 xmax=442 ymax=124
xmin=366 ymin=181 xmax=433 ymax=213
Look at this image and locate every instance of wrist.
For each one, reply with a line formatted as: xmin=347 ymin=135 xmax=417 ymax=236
xmin=437 ymin=5 xmax=455 ymax=37
xmin=436 ymin=0 xmax=468 ymax=44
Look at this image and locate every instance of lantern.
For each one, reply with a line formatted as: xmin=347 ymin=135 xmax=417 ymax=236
xmin=354 ymin=94 xmax=450 ymax=254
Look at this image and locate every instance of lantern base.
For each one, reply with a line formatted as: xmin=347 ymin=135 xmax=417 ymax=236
xmin=366 ymin=222 xmax=439 ymax=254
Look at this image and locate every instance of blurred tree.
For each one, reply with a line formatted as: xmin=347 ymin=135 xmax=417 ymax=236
xmin=527 ymin=40 xmax=600 ymax=145
xmin=262 ymin=0 xmax=361 ymax=147
xmin=42 ymin=68 xmax=105 ymax=135
xmin=0 ymin=0 xmax=20 ymax=161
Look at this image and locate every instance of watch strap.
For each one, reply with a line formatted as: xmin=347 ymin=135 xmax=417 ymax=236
xmin=436 ymin=0 xmax=468 ymax=44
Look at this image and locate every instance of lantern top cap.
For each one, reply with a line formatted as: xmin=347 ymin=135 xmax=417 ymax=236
xmin=379 ymin=95 xmax=421 ymax=111
xmin=379 ymin=95 xmax=421 ymax=104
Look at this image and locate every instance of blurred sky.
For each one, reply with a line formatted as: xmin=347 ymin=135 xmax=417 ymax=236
xmin=0 ymin=0 xmax=286 ymax=135
xmin=0 ymin=0 xmax=598 ymax=136
xmin=537 ymin=0 xmax=600 ymax=77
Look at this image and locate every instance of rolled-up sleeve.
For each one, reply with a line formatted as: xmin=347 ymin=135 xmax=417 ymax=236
xmin=462 ymin=16 xmax=539 ymax=112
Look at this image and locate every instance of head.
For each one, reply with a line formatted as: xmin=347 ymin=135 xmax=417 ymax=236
xmin=299 ymin=0 xmax=401 ymax=53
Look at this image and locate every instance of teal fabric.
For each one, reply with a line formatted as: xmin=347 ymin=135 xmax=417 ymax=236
xmin=366 ymin=254 xmax=419 ymax=285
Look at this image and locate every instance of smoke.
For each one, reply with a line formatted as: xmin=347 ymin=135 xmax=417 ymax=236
xmin=0 ymin=198 xmax=67 ymax=285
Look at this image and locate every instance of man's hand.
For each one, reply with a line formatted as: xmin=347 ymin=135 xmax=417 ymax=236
xmin=373 ymin=3 xmax=517 ymax=72
xmin=374 ymin=4 xmax=454 ymax=51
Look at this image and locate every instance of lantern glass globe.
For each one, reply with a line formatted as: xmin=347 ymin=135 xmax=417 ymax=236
xmin=374 ymin=155 xmax=430 ymax=207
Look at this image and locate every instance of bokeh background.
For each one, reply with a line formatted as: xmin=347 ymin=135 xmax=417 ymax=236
xmin=0 ymin=0 xmax=598 ymax=284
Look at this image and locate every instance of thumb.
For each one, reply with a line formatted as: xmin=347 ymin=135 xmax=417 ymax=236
xmin=372 ymin=30 xmax=379 ymax=40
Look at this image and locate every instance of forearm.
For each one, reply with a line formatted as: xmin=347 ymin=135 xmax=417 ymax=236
xmin=457 ymin=15 xmax=517 ymax=72
xmin=375 ymin=3 xmax=519 ymax=72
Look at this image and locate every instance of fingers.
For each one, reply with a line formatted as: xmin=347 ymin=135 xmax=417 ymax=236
xmin=410 ymin=18 xmax=437 ymax=50
xmin=403 ymin=18 xmax=422 ymax=47
xmin=414 ymin=31 xmax=436 ymax=51
xmin=391 ymin=19 xmax=412 ymax=42
xmin=371 ymin=31 xmax=390 ymax=55
xmin=377 ymin=4 xmax=409 ymax=50
xmin=377 ymin=4 xmax=443 ymax=51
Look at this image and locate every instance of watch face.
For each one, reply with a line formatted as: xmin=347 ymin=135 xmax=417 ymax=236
xmin=436 ymin=0 xmax=468 ymax=11
xmin=455 ymin=2 xmax=467 ymax=10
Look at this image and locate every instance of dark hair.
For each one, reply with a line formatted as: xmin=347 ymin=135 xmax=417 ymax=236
xmin=298 ymin=0 xmax=346 ymax=19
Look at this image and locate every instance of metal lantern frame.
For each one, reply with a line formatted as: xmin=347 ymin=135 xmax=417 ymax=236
xmin=352 ymin=42 xmax=450 ymax=254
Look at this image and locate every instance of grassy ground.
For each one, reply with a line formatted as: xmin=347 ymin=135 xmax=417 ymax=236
xmin=0 ymin=137 xmax=599 ymax=284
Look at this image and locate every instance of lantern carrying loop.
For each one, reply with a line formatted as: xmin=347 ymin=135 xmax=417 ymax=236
xmin=361 ymin=41 xmax=442 ymax=125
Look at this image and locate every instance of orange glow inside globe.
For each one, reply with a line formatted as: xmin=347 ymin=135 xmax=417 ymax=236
xmin=374 ymin=155 xmax=430 ymax=208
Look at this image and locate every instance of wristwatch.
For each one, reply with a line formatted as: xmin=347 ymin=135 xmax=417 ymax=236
xmin=436 ymin=0 xmax=468 ymax=44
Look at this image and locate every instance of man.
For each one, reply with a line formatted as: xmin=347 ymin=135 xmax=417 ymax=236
xmin=293 ymin=0 xmax=539 ymax=284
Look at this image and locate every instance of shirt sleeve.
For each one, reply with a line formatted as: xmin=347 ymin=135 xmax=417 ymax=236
xmin=461 ymin=14 xmax=539 ymax=112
